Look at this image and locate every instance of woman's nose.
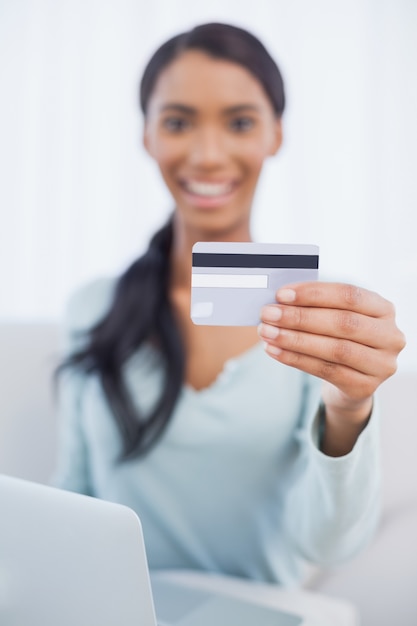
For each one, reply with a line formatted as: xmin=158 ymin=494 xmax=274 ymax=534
xmin=188 ymin=127 xmax=227 ymax=169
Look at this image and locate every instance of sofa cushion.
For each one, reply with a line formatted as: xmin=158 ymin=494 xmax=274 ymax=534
xmin=0 ymin=323 xmax=60 ymax=482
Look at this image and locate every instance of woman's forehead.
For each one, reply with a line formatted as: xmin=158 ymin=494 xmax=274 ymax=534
xmin=147 ymin=50 xmax=272 ymax=114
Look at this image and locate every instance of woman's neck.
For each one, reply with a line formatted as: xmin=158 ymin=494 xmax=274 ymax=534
xmin=170 ymin=214 xmax=252 ymax=289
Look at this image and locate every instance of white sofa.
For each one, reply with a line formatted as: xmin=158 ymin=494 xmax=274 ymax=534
xmin=0 ymin=323 xmax=416 ymax=625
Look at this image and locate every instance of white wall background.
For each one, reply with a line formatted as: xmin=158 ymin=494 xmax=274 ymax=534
xmin=0 ymin=0 xmax=416 ymax=372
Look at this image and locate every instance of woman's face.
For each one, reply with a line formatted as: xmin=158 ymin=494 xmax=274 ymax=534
xmin=143 ymin=50 xmax=282 ymax=239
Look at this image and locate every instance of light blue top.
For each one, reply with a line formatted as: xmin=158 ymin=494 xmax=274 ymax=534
xmin=53 ymin=278 xmax=381 ymax=586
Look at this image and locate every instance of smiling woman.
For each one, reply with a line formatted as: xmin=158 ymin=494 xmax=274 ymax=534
xmin=142 ymin=50 xmax=282 ymax=234
xmin=53 ymin=23 xmax=405 ymax=587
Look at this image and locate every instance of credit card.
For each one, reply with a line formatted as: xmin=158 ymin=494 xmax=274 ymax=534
xmin=191 ymin=242 xmax=319 ymax=326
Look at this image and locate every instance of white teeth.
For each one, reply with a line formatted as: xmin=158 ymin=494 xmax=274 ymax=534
xmin=185 ymin=181 xmax=233 ymax=197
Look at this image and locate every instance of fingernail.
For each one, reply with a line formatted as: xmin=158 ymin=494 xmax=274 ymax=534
xmin=266 ymin=344 xmax=282 ymax=356
xmin=261 ymin=306 xmax=282 ymax=322
xmin=277 ymin=288 xmax=296 ymax=303
xmin=258 ymin=323 xmax=279 ymax=339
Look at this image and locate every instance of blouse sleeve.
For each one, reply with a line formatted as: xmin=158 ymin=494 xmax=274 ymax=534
xmin=282 ymin=376 xmax=381 ymax=567
xmin=51 ymin=367 xmax=94 ymax=495
xmin=50 ymin=278 xmax=115 ymax=495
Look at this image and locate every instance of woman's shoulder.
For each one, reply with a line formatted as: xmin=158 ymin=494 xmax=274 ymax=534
xmin=64 ymin=276 xmax=117 ymax=333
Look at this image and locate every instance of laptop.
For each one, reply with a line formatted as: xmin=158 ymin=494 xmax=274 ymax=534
xmin=0 ymin=474 xmax=303 ymax=626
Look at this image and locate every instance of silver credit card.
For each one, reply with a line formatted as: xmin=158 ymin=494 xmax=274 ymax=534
xmin=191 ymin=241 xmax=319 ymax=326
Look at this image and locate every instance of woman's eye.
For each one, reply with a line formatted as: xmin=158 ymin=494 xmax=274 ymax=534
xmin=229 ymin=117 xmax=255 ymax=132
xmin=162 ymin=117 xmax=190 ymax=132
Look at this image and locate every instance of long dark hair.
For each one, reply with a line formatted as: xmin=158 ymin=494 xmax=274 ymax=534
xmin=60 ymin=23 xmax=286 ymax=459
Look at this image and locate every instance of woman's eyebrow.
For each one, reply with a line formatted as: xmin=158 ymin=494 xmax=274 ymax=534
xmin=159 ymin=103 xmax=261 ymax=115
xmin=223 ymin=104 xmax=260 ymax=115
xmin=159 ymin=103 xmax=196 ymax=115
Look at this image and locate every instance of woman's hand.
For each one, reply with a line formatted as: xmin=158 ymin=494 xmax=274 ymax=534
xmin=258 ymin=282 xmax=406 ymax=455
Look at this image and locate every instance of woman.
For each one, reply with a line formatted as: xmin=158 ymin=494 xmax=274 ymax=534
xmin=54 ymin=23 xmax=405 ymax=586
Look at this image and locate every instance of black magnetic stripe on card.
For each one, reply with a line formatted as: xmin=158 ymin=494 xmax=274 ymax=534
xmin=192 ymin=253 xmax=319 ymax=269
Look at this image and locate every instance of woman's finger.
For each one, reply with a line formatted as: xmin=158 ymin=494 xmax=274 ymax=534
xmin=260 ymin=304 xmax=402 ymax=350
xmin=263 ymin=345 xmax=381 ymax=401
xmin=258 ymin=324 xmax=398 ymax=378
xmin=275 ymin=282 xmax=395 ymax=318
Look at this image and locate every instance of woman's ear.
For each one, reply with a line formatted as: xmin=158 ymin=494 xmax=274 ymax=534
xmin=268 ymin=118 xmax=283 ymax=156
xmin=142 ymin=125 xmax=152 ymax=156
xmin=143 ymin=120 xmax=159 ymax=158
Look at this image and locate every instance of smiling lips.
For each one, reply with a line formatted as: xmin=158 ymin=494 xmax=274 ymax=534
xmin=184 ymin=180 xmax=234 ymax=196
xmin=181 ymin=179 xmax=237 ymax=208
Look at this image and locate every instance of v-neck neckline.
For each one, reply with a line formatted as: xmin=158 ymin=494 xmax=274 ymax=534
xmin=183 ymin=340 xmax=265 ymax=395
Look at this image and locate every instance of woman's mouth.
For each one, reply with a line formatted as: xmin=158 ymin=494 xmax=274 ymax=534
xmin=184 ymin=180 xmax=234 ymax=197
xmin=180 ymin=179 xmax=237 ymax=207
